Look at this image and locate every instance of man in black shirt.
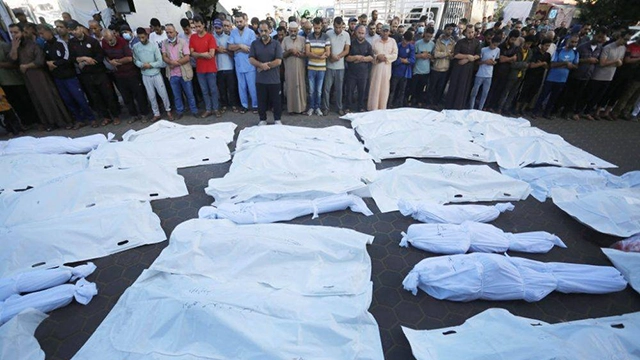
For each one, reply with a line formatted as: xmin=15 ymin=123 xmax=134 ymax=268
xmin=249 ymin=21 xmax=284 ymax=126
xmin=38 ymin=24 xmax=95 ymax=129
xmin=345 ymin=25 xmax=374 ymax=112
xmin=67 ymin=20 xmax=120 ymax=126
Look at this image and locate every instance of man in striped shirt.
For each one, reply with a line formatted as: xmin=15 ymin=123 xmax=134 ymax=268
xmin=305 ymin=17 xmax=330 ymax=116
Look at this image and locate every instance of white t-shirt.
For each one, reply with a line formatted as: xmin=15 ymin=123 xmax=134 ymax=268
xmin=149 ymin=31 xmax=168 ymax=49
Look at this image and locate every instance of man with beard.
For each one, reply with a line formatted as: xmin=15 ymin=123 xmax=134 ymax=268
xmin=445 ymin=26 xmax=480 ymax=110
xmin=68 ymin=20 xmax=121 ymax=126
xmin=190 ymin=16 xmax=222 ymax=118
xmin=133 ymin=27 xmax=173 ymax=121
xmin=485 ymin=30 xmax=520 ymax=112
xmin=249 ymin=21 xmax=283 ymax=125
xmin=429 ymin=23 xmax=455 ymax=108
xmin=282 ymin=22 xmax=307 ymax=114
xmin=323 ymin=17 xmax=350 ymax=116
xmin=515 ymin=38 xmax=551 ymax=115
xmin=345 ymin=24 xmax=373 ymax=112
xmin=365 ymin=21 xmax=380 ymax=45
xmin=9 ymin=23 xmax=72 ymax=131
xmin=368 ymin=24 xmax=398 ymax=110
xmin=39 ymin=24 xmax=95 ymax=129
xmin=228 ymin=13 xmax=258 ymax=113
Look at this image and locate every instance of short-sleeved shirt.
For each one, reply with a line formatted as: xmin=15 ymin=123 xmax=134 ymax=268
xmin=149 ymin=31 xmax=167 ymax=49
xmin=365 ymin=32 xmax=380 ymax=46
xmin=546 ymin=47 xmax=579 ymax=83
xmin=306 ymin=32 xmax=331 ymax=71
xmin=213 ymin=32 xmax=234 ymax=71
xmin=591 ymin=42 xmax=626 ymax=82
xmin=476 ymin=46 xmax=500 ymax=78
xmin=414 ymin=39 xmax=435 ymax=75
xmin=189 ymin=32 xmax=218 ymax=73
xmin=249 ymin=38 xmax=283 ymax=84
xmin=228 ymin=27 xmax=257 ymax=73
xmin=346 ymin=38 xmax=373 ymax=78
xmin=162 ymin=38 xmax=190 ymax=77
xmin=572 ymin=42 xmax=603 ymax=80
xmin=325 ymin=29 xmax=350 ymax=70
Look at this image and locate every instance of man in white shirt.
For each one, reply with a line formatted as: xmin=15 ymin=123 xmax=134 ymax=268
xmin=149 ymin=18 xmax=168 ymax=49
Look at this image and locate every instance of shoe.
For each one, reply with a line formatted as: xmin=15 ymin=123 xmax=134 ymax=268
xmin=322 ymin=109 xmax=329 ymax=116
xmin=113 ymin=118 xmax=121 ymax=126
xmin=315 ymin=108 xmax=323 ymax=116
xmin=72 ymin=122 xmax=86 ymax=130
xmin=274 ymin=120 xmax=283 ymax=125
xmin=166 ymin=112 xmax=174 ymax=121
xmin=200 ymin=111 xmax=212 ymax=118
xmin=176 ymin=113 xmax=184 ymax=120
xmin=151 ymin=115 xmax=161 ymax=122
xmin=214 ymin=110 xmax=223 ymax=118
xmin=338 ymin=110 xmax=345 ymax=116
xmin=258 ymin=120 xmax=267 ymax=126
xmin=571 ymin=114 xmax=580 ymax=121
xmin=630 ymin=116 xmax=639 ymax=122
xmin=306 ymin=108 xmax=314 ymax=116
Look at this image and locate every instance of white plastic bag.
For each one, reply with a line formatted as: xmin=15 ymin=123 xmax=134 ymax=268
xmin=0 ymin=309 xmax=47 ymax=360
xmin=0 ymin=263 xmax=96 ymax=301
xmin=398 ymin=200 xmax=514 ymax=224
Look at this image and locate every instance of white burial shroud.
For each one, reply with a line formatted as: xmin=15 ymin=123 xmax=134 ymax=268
xmin=0 ymin=133 xmax=111 ymax=155
xmin=0 ymin=309 xmax=47 ymax=360
xmin=0 ymin=262 xmax=96 ymax=301
xmin=198 ymin=194 xmax=373 ymax=224
xmin=0 ymin=154 xmax=88 ymax=193
xmin=402 ymin=308 xmax=640 ymax=360
xmin=400 ymin=222 xmax=566 ymax=254
xmin=73 ymin=220 xmax=383 ymax=359
xmin=121 ymin=120 xmax=236 ymax=143
xmin=0 ymin=165 xmax=187 ymax=227
xmin=398 ymin=200 xmax=515 ymax=224
xmin=403 ymin=253 xmax=627 ymax=301
xmin=0 ymin=200 xmax=166 ymax=277
xmin=602 ymin=248 xmax=640 ymax=294
xmin=0 ymin=278 xmax=97 ymax=325
xmin=368 ymin=159 xmax=531 ymax=213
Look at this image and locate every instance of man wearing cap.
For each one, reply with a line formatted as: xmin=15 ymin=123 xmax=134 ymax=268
xmin=249 ymin=20 xmax=283 ymax=125
xmin=68 ymin=20 xmax=121 ymax=126
xmin=149 ymin=18 xmax=167 ymax=49
xmin=39 ymin=24 xmax=95 ymax=129
xmin=282 ymin=21 xmax=307 ymax=114
xmin=228 ymin=13 xmax=258 ymax=113
xmin=323 ymin=17 xmax=350 ymax=116
xmin=161 ymin=24 xmax=197 ymax=120
xmin=368 ymin=24 xmax=398 ymax=110
xmin=213 ymin=18 xmax=239 ymax=113
xmin=190 ymin=16 xmax=222 ymax=118
xmin=103 ymin=28 xmax=148 ymax=123
xmin=133 ymin=27 xmax=173 ymax=121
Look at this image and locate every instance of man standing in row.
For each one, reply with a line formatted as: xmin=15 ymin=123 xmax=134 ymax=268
xmin=190 ymin=16 xmax=221 ymax=118
xmin=133 ymin=27 xmax=173 ymax=121
xmin=282 ymin=21 xmax=307 ymax=114
xmin=249 ymin=21 xmax=283 ymax=125
xmin=213 ymin=19 xmax=239 ymax=113
xmin=162 ymin=24 xmax=198 ymax=119
xmin=430 ymin=23 xmax=455 ymax=108
xmin=323 ymin=17 xmax=350 ymax=116
xmin=228 ymin=13 xmax=257 ymax=113
xmin=305 ymin=17 xmax=330 ymax=116
xmin=368 ymin=24 xmax=397 ymax=110
xmin=411 ymin=27 xmax=435 ymax=107
xmin=345 ymin=25 xmax=373 ymax=113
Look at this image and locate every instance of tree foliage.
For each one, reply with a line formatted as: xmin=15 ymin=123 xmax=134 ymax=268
xmin=575 ymin=0 xmax=640 ymax=27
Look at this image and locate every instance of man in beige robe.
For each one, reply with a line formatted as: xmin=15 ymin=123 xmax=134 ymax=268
xmin=282 ymin=22 xmax=307 ymax=114
xmin=368 ymin=24 xmax=398 ymax=110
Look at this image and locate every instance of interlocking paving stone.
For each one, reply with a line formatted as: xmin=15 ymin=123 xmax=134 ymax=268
xmin=3 ymin=110 xmax=640 ymax=359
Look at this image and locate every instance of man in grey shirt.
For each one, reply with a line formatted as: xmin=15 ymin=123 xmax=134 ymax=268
xmin=323 ymin=17 xmax=351 ymax=116
xmin=249 ymin=21 xmax=284 ymax=125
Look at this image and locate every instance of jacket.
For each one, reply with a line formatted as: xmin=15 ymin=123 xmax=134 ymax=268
xmin=432 ymin=35 xmax=456 ymax=72
xmin=43 ymin=38 xmax=76 ymax=79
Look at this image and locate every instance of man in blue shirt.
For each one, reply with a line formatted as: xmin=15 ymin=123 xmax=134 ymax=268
xmin=228 ymin=13 xmax=258 ymax=113
xmin=532 ymin=34 xmax=579 ymax=119
xmin=389 ymin=31 xmax=415 ymax=108
xmin=214 ymin=19 xmax=239 ymax=113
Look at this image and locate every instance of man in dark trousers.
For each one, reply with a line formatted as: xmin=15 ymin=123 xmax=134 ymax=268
xmin=249 ymin=20 xmax=284 ymax=126
xmin=67 ymin=20 xmax=120 ymax=127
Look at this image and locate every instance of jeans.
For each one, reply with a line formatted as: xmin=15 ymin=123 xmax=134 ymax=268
xmin=54 ymin=77 xmax=95 ymax=122
xmin=236 ymin=70 xmax=257 ymax=109
xmin=308 ymin=69 xmax=325 ymax=110
xmin=322 ymin=68 xmax=344 ymax=111
xmin=345 ymin=75 xmax=368 ymax=111
xmin=197 ymin=72 xmax=220 ymax=111
xmin=169 ymin=76 xmax=198 ymax=115
xmin=469 ymin=76 xmax=492 ymax=110
xmin=534 ymin=81 xmax=566 ymax=116
xmin=257 ymin=83 xmax=282 ymax=122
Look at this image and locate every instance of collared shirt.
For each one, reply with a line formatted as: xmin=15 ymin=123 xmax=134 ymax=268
xmin=132 ymin=40 xmax=165 ymax=76
xmin=392 ymin=41 xmax=415 ymax=78
xmin=228 ymin=27 xmax=257 ymax=73
xmin=214 ymin=32 xmax=234 ymax=71
xmin=546 ymin=47 xmax=579 ymax=83
xmin=414 ymin=39 xmax=435 ymax=75
xmin=325 ymin=29 xmax=350 ymax=70
xmin=347 ymin=38 xmax=373 ymax=78
xmin=306 ymin=32 xmax=330 ymax=71
xmin=249 ymin=37 xmax=283 ymax=84
xmin=162 ymin=37 xmax=190 ymax=77
xmin=572 ymin=41 xmax=603 ymax=80
xmin=102 ymin=36 xmax=137 ymax=78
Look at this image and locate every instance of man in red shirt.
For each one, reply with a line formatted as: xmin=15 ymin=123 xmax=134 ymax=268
xmin=189 ymin=15 xmax=222 ymax=118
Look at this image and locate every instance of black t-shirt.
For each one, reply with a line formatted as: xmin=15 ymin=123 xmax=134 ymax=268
xmin=249 ymin=38 xmax=283 ymax=84
xmin=346 ymin=38 xmax=373 ymax=77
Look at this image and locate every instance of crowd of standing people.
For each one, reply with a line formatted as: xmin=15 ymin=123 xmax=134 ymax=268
xmin=1 ymin=9 xmax=639 ymax=135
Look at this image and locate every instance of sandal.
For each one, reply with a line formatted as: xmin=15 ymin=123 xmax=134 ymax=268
xmin=91 ymin=120 xmax=100 ymax=128
xmin=113 ymin=118 xmax=121 ymax=126
xmin=232 ymin=106 xmax=239 ymax=113
xmin=239 ymin=108 xmax=247 ymax=114
xmin=101 ymin=118 xmax=111 ymax=126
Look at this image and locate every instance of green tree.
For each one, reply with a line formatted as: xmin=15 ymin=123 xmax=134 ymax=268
xmin=575 ymin=0 xmax=640 ymax=26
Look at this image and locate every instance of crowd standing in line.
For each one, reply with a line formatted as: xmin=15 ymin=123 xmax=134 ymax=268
xmin=1 ymin=9 xmax=639 ymax=135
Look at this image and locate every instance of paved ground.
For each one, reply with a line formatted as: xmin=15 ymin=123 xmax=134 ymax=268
xmin=4 ymin=109 xmax=640 ymax=359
